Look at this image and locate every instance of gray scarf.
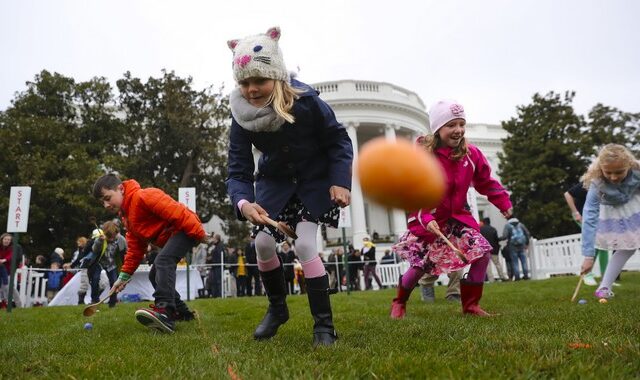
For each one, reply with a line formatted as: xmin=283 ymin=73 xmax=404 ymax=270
xmin=598 ymin=168 xmax=640 ymax=205
xmin=229 ymin=88 xmax=285 ymax=133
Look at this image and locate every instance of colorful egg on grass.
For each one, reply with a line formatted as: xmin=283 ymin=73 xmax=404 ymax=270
xmin=357 ymin=138 xmax=446 ymax=211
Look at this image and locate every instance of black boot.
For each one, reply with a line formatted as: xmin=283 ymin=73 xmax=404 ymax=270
xmin=306 ymin=275 xmax=338 ymax=347
xmin=254 ymin=266 xmax=289 ymax=340
xmin=78 ymin=292 xmax=86 ymax=305
xmin=174 ymin=298 xmax=196 ymax=322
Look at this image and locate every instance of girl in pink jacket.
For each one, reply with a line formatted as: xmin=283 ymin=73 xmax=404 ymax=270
xmin=390 ymin=100 xmax=512 ymax=318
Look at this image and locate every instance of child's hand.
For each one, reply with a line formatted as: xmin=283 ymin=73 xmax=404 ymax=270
xmin=501 ymin=208 xmax=513 ymax=218
xmin=426 ymin=220 xmax=440 ymax=234
xmin=573 ymin=212 xmax=582 ymax=223
xmin=241 ymin=202 xmax=270 ymax=225
xmin=111 ymin=278 xmax=129 ymax=293
xmin=330 ymin=186 xmax=351 ymax=207
xmin=581 ymin=257 xmax=594 ymax=274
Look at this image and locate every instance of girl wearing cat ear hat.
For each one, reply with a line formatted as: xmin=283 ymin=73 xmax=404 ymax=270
xmin=226 ymin=27 xmax=353 ymax=347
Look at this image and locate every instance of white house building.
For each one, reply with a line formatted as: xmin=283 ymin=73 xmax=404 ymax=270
xmin=314 ymin=79 xmax=510 ymax=249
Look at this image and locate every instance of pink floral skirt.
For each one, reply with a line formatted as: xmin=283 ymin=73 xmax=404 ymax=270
xmin=393 ymin=221 xmax=492 ymax=276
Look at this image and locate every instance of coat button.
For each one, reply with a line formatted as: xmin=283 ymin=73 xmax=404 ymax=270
xmin=287 ymin=163 xmax=294 ymax=169
xmin=292 ymin=178 xmax=297 ymax=184
xmin=282 ymin=145 xmax=290 ymax=152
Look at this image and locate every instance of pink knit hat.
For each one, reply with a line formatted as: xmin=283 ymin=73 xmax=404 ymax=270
xmin=428 ymin=100 xmax=466 ymax=134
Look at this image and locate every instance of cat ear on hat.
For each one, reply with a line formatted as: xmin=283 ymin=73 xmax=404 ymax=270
xmin=227 ymin=39 xmax=239 ymax=51
xmin=266 ymin=26 xmax=281 ymax=41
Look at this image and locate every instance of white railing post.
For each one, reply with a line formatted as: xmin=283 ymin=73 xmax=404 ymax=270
xmin=529 ymin=238 xmax=539 ymax=279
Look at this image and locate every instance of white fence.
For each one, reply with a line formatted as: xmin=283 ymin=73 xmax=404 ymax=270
xmin=529 ymin=233 xmax=640 ymax=279
xmin=9 ymin=266 xmax=49 ymax=307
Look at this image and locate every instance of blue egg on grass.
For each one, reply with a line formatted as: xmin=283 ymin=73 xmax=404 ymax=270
xmin=84 ymin=322 xmax=93 ymax=330
xmin=578 ymin=299 xmax=587 ymax=305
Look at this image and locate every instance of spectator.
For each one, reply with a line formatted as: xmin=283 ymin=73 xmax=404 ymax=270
xmin=225 ymin=247 xmax=238 ymax=297
xmin=34 ymin=255 xmax=48 ymax=269
xmin=206 ymin=234 xmax=225 ymax=298
xmin=46 ymin=262 xmax=64 ymax=301
xmin=326 ymin=248 xmax=344 ymax=290
xmin=502 ymin=217 xmax=531 ymax=280
xmin=235 ymin=248 xmax=248 ymax=297
xmin=361 ymin=236 xmax=383 ymax=290
xmin=245 ymin=237 xmax=261 ymax=296
xmin=64 ymin=236 xmax=91 ymax=304
xmin=347 ymin=249 xmax=363 ymax=291
xmin=192 ymin=240 xmax=209 ymax=291
xmin=50 ymin=247 xmax=65 ymax=266
xmin=0 ymin=234 xmax=14 ymax=308
xmin=480 ymin=218 xmax=509 ymax=282
xmin=0 ymin=233 xmax=23 ymax=309
xmin=501 ymin=245 xmax=514 ymax=281
xmin=278 ymin=241 xmax=296 ymax=295
xmin=379 ymin=249 xmax=396 ymax=265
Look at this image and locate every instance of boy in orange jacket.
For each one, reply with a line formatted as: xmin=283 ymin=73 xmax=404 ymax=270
xmin=93 ymin=174 xmax=206 ymax=333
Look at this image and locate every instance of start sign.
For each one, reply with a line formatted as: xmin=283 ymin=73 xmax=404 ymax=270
xmin=7 ymin=186 xmax=31 ymax=233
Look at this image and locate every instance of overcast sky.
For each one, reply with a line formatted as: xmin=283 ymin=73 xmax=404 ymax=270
xmin=1 ymin=0 xmax=638 ymax=124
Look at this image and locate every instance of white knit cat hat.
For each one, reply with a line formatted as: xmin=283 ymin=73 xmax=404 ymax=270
xmin=227 ymin=26 xmax=289 ymax=82
xmin=428 ymin=100 xmax=466 ymax=134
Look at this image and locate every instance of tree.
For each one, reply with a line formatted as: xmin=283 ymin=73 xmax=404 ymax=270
xmin=114 ymin=70 xmax=249 ymax=244
xmin=0 ymin=71 xmax=114 ymax=258
xmin=497 ymin=91 xmax=592 ymax=239
xmin=586 ymin=104 xmax=640 ymax=155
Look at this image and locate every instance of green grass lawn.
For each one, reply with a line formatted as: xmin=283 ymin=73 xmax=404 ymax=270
xmin=2 ymin=273 xmax=639 ymax=379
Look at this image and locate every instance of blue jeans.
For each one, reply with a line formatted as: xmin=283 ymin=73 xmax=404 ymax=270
xmin=0 ymin=265 xmax=8 ymax=286
xmin=151 ymin=232 xmax=197 ymax=310
xmin=510 ymin=246 xmax=529 ymax=279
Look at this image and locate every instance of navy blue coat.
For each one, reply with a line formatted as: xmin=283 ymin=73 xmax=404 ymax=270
xmin=226 ymin=79 xmax=353 ymax=220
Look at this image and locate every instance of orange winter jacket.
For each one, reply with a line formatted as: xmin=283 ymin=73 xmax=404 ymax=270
xmin=119 ymin=179 xmax=205 ymax=275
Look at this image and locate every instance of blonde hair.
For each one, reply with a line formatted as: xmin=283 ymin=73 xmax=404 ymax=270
xmin=581 ymin=144 xmax=639 ymax=188
xmin=417 ymin=133 xmax=469 ymax=160
xmin=266 ymin=80 xmax=303 ymax=124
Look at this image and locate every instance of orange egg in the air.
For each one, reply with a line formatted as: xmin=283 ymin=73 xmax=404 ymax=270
xmin=357 ymin=138 xmax=446 ymax=211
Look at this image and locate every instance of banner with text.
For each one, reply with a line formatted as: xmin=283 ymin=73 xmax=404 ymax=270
xmin=7 ymin=186 xmax=31 ymax=233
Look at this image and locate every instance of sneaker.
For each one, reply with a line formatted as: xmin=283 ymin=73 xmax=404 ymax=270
xmin=135 ymin=304 xmax=175 ymax=333
xmin=421 ymin=286 xmax=435 ymax=303
xmin=173 ymin=308 xmax=196 ymax=322
xmin=612 ymin=282 xmax=621 ymax=287
xmin=583 ymin=273 xmax=597 ymax=286
xmin=445 ymin=294 xmax=461 ymax=303
xmin=594 ymin=287 xmax=614 ymax=299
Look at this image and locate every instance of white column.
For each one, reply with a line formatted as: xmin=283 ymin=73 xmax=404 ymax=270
xmin=385 ymin=124 xmax=408 ymax=239
xmin=347 ymin=123 xmax=368 ymax=249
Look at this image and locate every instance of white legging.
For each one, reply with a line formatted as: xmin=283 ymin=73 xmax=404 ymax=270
xmin=255 ymin=221 xmax=319 ymax=263
xmin=599 ymin=249 xmax=636 ymax=290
